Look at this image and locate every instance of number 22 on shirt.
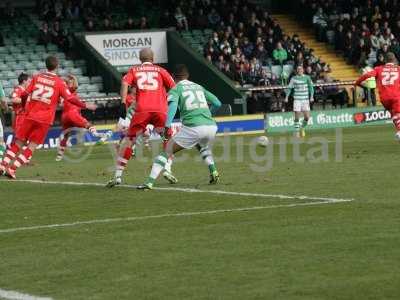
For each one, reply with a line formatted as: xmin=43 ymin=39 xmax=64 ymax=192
xmin=31 ymin=83 xmax=54 ymax=104
xmin=381 ymin=71 xmax=399 ymax=85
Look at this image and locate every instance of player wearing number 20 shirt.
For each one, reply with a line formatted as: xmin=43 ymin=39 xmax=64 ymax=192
xmin=355 ymin=52 xmax=400 ymax=140
xmin=0 ymin=56 xmax=83 ymax=179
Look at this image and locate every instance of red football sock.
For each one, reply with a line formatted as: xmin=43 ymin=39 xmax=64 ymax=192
xmin=10 ymin=148 xmax=33 ymax=171
xmin=1 ymin=143 xmax=20 ymax=167
xmin=392 ymin=114 xmax=400 ymax=131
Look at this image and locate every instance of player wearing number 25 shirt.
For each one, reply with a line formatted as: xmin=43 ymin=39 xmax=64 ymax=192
xmin=107 ymin=48 xmax=175 ymax=187
xmin=355 ymin=52 xmax=400 ymax=140
xmin=122 ymin=54 xmax=175 ymax=139
xmin=0 ymin=56 xmax=84 ymax=179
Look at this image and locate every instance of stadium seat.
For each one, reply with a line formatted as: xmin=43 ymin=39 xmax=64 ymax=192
xmin=36 ymin=61 xmax=46 ymax=69
xmin=13 ymin=63 xmax=25 ymax=72
xmin=5 ymin=71 xmax=17 ymax=80
xmin=77 ymin=76 xmax=90 ymax=84
xmin=0 ymin=47 xmax=6 ymax=55
xmin=90 ymin=76 xmax=103 ymax=84
xmin=16 ymin=54 xmax=29 ymax=63
xmin=34 ymin=45 xmax=46 ymax=53
xmin=58 ymin=68 xmax=69 ymax=77
xmin=2 ymin=80 xmax=12 ymax=88
xmin=4 ymin=55 xmax=17 ymax=63
xmin=0 ymin=63 xmax=7 ymax=72
xmin=46 ymin=44 xmax=58 ymax=52
xmin=70 ymin=68 xmax=83 ymax=76
xmin=23 ymin=62 xmax=35 ymax=70
xmin=62 ymin=60 xmax=74 ymax=68
xmin=86 ymin=84 xmax=99 ymax=93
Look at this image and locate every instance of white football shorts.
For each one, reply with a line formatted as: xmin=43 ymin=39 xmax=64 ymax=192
xmin=293 ymin=100 xmax=310 ymax=112
xmin=173 ymin=125 xmax=218 ymax=149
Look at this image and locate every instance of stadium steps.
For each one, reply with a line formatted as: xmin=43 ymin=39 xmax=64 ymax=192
xmin=272 ymin=14 xmax=360 ymax=82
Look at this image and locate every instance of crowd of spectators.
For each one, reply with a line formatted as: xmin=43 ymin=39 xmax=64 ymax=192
xmin=162 ymin=0 xmax=332 ymax=88
xmin=298 ymin=0 xmax=400 ymax=68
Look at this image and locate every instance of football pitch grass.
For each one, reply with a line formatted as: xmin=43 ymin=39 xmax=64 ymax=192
xmin=0 ymin=125 xmax=399 ymax=300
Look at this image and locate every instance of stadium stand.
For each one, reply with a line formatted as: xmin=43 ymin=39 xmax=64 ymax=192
xmin=0 ymin=5 xmax=108 ymax=102
xmin=298 ymin=0 xmax=400 ymax=70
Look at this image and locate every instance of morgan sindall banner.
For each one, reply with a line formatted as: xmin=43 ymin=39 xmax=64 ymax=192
xmin=266 ymin=106 xmax=392 ymax=133
xmin=85 ymin=31 xmax=168 ymax=66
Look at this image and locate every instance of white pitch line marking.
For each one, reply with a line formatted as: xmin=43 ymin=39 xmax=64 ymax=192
xmin=0 ymin=288 xmax=52 ymax=300
xmin=6 ymin=179 xmax=354 ymax=203
xmin=0 ymin=200 xmax=353 ymax=235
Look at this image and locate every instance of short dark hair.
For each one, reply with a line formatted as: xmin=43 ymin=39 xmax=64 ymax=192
xmin=387 ymin=52 xmax=398 ymax=64
xmin=18 ymin=72 xmax=29 ymax=84
xmin=173 ymin=64 xmax=189 ymax=80
xmin=45 ymin=56 xmax=59 ymax=71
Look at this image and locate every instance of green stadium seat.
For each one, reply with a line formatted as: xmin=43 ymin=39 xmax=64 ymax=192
xmin=4 ymin=55 xmax=17 ymax=63
xmin=203 ymin=29 xmax=213 ymax=35
xmin=36 ymin=61 xmax=46 ymax=69
xmin=34 ymin=45 xmax=46 ymax=53
xmin=70 ymin=68 xmax=83 ymax=76
xmin=62 ymin=60 xmax=74 ymax=68
xmin=55 ymin=52 xmax=66 ymax=60
xmin=0 ymin=63 xmax=7 ymax=71
xmin=2 ymin=80 xmax=12 ymax=88
xmin=58 ymin=68 xmax=69 ymax=77
xmin=0 ymin=47 xmax=7 ymax=54
xmin=26 ymin=69 xmax=38 ymax=76
xmin=77 ymin=76 xmax=90 ymax=84
xmin=13 ymin=63 xmax=25 ymax=71
xmin=47 ymin=44 xmax=58 ymax=52
xmin=90 ymin=76 xmax=102 ymax=84
xmin=86 ymin=84 xmax=99 ymax=93
xmin=23 ymin=62 xmax=35 ymax=70
xmin=29 ymin=53 xmax=41 ymax=62
xmin=16 ymin=54 xmax=29 ymax=63
xmin=5 ymin=71 xmax=17 ymax=80
xmin=74 ymin=60 xmax=86 ymax=68
xmin=191 ymin=30 xmax=203 ymax=36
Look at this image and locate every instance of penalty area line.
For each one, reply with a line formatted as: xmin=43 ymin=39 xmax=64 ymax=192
xmin=6 ymin=179 xmax=355 ymax=203
xmin=0 ymin=199 xmax=353 ymax=235
xmin=0 ymin=288 xmax=52 ymax=300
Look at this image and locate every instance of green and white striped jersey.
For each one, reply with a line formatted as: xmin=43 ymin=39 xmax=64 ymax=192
xmin=286 ymin=75 xmax=314 ymax=102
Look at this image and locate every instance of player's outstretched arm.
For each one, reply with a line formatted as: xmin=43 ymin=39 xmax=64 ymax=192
xmin=120 ymin=82 xmax=129 ymax=105
xmin=204 ymin=89 xmax=221 ymax=114
xmin=355 ymin=69 xmax=377 ymax=86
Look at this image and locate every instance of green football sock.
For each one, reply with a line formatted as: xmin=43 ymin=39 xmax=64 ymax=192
xmin=294 ymin=120 xmax=301 ymax=132
xmin=0 ymin=144 xmax=6 ymax=163
xmin=147 ymin=152 xmax=169 ymax=183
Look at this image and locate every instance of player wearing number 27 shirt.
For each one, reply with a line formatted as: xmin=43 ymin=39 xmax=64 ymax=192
xmin=355 ymin=52 xmax=400 ymax=140
xmin=1 ymin=56 xmax=85 ymax=179
xmin=107 ymin=48 xmax=176 ymax=187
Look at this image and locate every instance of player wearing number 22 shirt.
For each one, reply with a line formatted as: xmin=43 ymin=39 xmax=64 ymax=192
xmin=355 ymin=52 xmax=400 ymax=140
xmin=107 ymin=48 xmax=176 ymax=187
xmin=0 ymin=56 xmax=85 ymax=179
